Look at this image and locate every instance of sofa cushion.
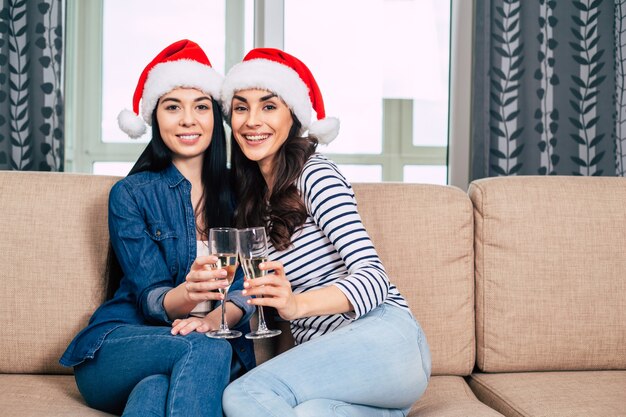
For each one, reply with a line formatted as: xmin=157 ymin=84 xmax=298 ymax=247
xmin=0 ymin=172 xmax=119 ymax=374
xmin=409 ymin=376 xmax=505 ymax=416
xmin=468 ymin=371 xmax=626 ymax=417
xmin=469 ymin=176 xmax=626 ymax=372
xmin=0 ymin=374 xmax=114 ymax=416
xmin=353 ymin=183 xmax=475 ymax=376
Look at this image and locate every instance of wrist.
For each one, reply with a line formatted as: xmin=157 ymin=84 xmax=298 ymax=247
xmin=164 ymin=284 xmax=195 ymax=317
xmin=203 ymin=314 xmax=220 ymax=330
xmin=288 ymin=294 xmax=305 ymax=320
xmin=178 ymin=282 xmax=194 ymax=304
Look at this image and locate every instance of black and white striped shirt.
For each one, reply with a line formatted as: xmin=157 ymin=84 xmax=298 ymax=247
xmin=268 ymin=154 xmax=411 ymax=344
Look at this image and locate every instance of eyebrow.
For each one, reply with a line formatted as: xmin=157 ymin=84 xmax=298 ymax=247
xmin=160 ymin=96 xmax=211 ymax=104
xmin=260 ymin=93 xmax=277 ymax=101
xmin=233 ymin=93 xmax=278 ymax=103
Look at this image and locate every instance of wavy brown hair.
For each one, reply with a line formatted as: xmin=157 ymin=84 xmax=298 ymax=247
xmin=231 ymin=116 xmax=317 ymax=251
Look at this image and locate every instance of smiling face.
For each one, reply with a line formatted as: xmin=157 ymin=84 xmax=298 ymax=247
xmin=156 ymin=87 xmax=214 ymax=168
xmin=230 ymin=89 xmax=294 ymax=180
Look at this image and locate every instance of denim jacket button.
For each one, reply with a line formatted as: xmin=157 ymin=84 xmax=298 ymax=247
xmin=156 ymin=230 xmax=161 ymax=237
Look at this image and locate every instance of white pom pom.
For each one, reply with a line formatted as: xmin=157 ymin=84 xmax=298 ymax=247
xmin=117 ymin=109 xmax=147 ymax=139
xmin=308 ymin=117 xmax=340 ymax=144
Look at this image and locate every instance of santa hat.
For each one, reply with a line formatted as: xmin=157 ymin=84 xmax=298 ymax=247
xmin=221 ymin=48 xmax=340 ymax=144
xmin=118 ymin=39 xmax=223 ymax=139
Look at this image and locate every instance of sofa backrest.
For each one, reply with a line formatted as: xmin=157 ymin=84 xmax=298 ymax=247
xmin=353 ymin=183 xmax=475 ymax=376
xmin=470 ymin=176 xmax=626 ymax=373
xmin=0 ymin=173 xmax=476 ymax=377
xmin=0 ymin=171 xmax=118 ymax=374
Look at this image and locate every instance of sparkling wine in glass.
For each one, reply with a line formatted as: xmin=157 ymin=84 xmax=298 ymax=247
xmin=206 ymin=227 xmax=242 ymax=339
xmin=237 ymin=227 xmax=282 ymax=339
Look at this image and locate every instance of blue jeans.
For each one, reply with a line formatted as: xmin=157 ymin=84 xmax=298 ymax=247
xmin=74 ymin=325 xmax=234 ymax=417
xmin=223 ymin=304 xmax=431 ymax=417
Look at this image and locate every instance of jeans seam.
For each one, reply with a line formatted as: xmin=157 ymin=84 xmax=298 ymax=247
xmin=166 ymin=337 xmax=193 ymax=417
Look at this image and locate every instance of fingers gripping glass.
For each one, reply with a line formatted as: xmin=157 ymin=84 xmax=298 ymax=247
xmin=237 ymin=227 xmax=282 ymax=339
xmin=206 ymin=228 xmax=242 ymax=339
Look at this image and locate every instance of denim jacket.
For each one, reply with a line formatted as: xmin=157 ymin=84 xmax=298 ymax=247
xmin=60 ymin=163 xmax=255 ymax=372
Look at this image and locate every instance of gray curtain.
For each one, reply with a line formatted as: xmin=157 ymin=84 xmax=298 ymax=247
xmin=0 ymin=0 xmax=64 ymax=171
xmin=472 ymin=0 xmax=626 ymax=179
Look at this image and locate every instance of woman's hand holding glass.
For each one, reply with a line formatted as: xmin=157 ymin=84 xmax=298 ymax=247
xmin=169 ymin=255 xmax=227 ymax=336
xmin=242 ymin=260 xmax=299 ymax=321
xmin=184 ymin=255 xmax=230 ymax=304
xmin=238 ymin=227 xmax=282 ymax=339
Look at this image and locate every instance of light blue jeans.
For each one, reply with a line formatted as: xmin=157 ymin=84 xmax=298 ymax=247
xmin=223 ymin=304 xmax=431 ymax=417
xmin=74 ymin=325 xmax=234 ymax=417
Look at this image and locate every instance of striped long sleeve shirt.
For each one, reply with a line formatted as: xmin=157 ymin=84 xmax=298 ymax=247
xmin=268 ymin=153 xmax=411 ymax=344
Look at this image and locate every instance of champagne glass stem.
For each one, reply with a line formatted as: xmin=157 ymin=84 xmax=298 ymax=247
xmin=256 ymin=303 xmax=269 ymax=332
xmin=219 ymin=293 xmax=228 ymax=331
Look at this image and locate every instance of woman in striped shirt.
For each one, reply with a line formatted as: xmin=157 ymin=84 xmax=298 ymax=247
xmin=221 ymin=48 xmax=431 ymax=416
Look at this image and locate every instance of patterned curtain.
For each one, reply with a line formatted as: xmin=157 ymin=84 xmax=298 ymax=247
xmin=471 ymin=0 xmax=626 ymax=179
xmin=0 ymin=0 xmax=64 ymax=171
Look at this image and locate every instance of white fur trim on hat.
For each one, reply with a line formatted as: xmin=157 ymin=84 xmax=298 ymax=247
xmin=221 ymin=59 xmax=313 ymax=130
xmin=308 ymin=117 xmax=340 ymax=145
xmin=118 ymin=108 xmax=147 ymax=139
xmin=141 ymin=59 xmax=224 ymax=125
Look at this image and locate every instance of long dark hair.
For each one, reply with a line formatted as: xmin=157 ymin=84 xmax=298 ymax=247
xmin=105 ymin=98 xmax=233 ymax=300
xmin=231 ymin=116 xmax=317 ymax=251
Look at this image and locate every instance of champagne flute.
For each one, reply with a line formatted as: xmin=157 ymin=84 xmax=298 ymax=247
xmin=206 ymin=227 xmax=242 ymax=339
xmin=237 ymin=227 xmax=282 ymax=339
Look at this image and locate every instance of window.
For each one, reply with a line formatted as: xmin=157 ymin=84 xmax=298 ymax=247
xmin=65 ymin=0 xmax=472 ymax=186
xmin=283 ymin=0 xmax=450 ymax=183
xmin=65 ymin=0 xmax=244 ymax=174
xmin=101 ymin=0 xmax=227 ymax=144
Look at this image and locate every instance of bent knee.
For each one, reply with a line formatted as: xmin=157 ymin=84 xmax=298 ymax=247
xmin=223 ymin=379 xmax=245 ymax=403
xmin=222 ymin=380 xmax=248 ymax=416
xmin=129 ymin=374 xmax=169 ymax=400
xmin=136 ymin=374 xmax=169 ymax=390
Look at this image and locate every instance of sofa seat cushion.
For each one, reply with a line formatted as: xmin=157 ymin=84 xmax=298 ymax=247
xmin=0 ymin=374 xmax=114 ymax=416
xmin=409 ymin=376 xmax=504 ymax=416
xmin=468 ymin=371 xmax=626 ymax=417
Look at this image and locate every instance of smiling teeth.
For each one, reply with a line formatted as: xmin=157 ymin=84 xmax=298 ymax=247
xmin=245 ymin=134 xmax=269 ymax=141
xmin=179 ymin=134 xmax=199 ymax=140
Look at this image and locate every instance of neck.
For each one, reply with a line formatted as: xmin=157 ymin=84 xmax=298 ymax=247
xmin=173 ymin=156 xmax=203 ymax=186
xmin=174 ymin=157 xmax=204 ymax=207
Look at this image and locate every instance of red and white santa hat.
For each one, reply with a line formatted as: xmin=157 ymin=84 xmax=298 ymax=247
xmin=118 ymin=39 xmax=223 ymax=139
xmin=221 ymin=48 xmax=339 ymax=144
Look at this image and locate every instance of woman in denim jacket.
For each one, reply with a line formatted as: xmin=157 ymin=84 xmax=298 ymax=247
xmin=60 ymin=40 xmax=255 ymax=417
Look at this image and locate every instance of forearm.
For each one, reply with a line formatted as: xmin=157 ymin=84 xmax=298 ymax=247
xmin=163 ymin=284 xmax=198 ymax=320
xmin=292 ymin=285 xmax=353 ymax=319
xmin=205 ymin=301 xmax=244 ymax=328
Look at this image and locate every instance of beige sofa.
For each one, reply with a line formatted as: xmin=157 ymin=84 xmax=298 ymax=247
xmin=0 ymin=171 xmax=624 ymax=416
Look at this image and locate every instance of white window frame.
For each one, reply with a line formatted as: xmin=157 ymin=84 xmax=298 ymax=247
xmin=64 ymin=0 xmax=472 ymax=188
xmin=448 ymin=0 xmax=473 ymax=190
xmin=64 ymin=0 xmax=247 ymax=173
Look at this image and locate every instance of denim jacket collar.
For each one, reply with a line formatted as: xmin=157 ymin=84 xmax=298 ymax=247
xmin=162 ymin=163 xmax=187 ymax=188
